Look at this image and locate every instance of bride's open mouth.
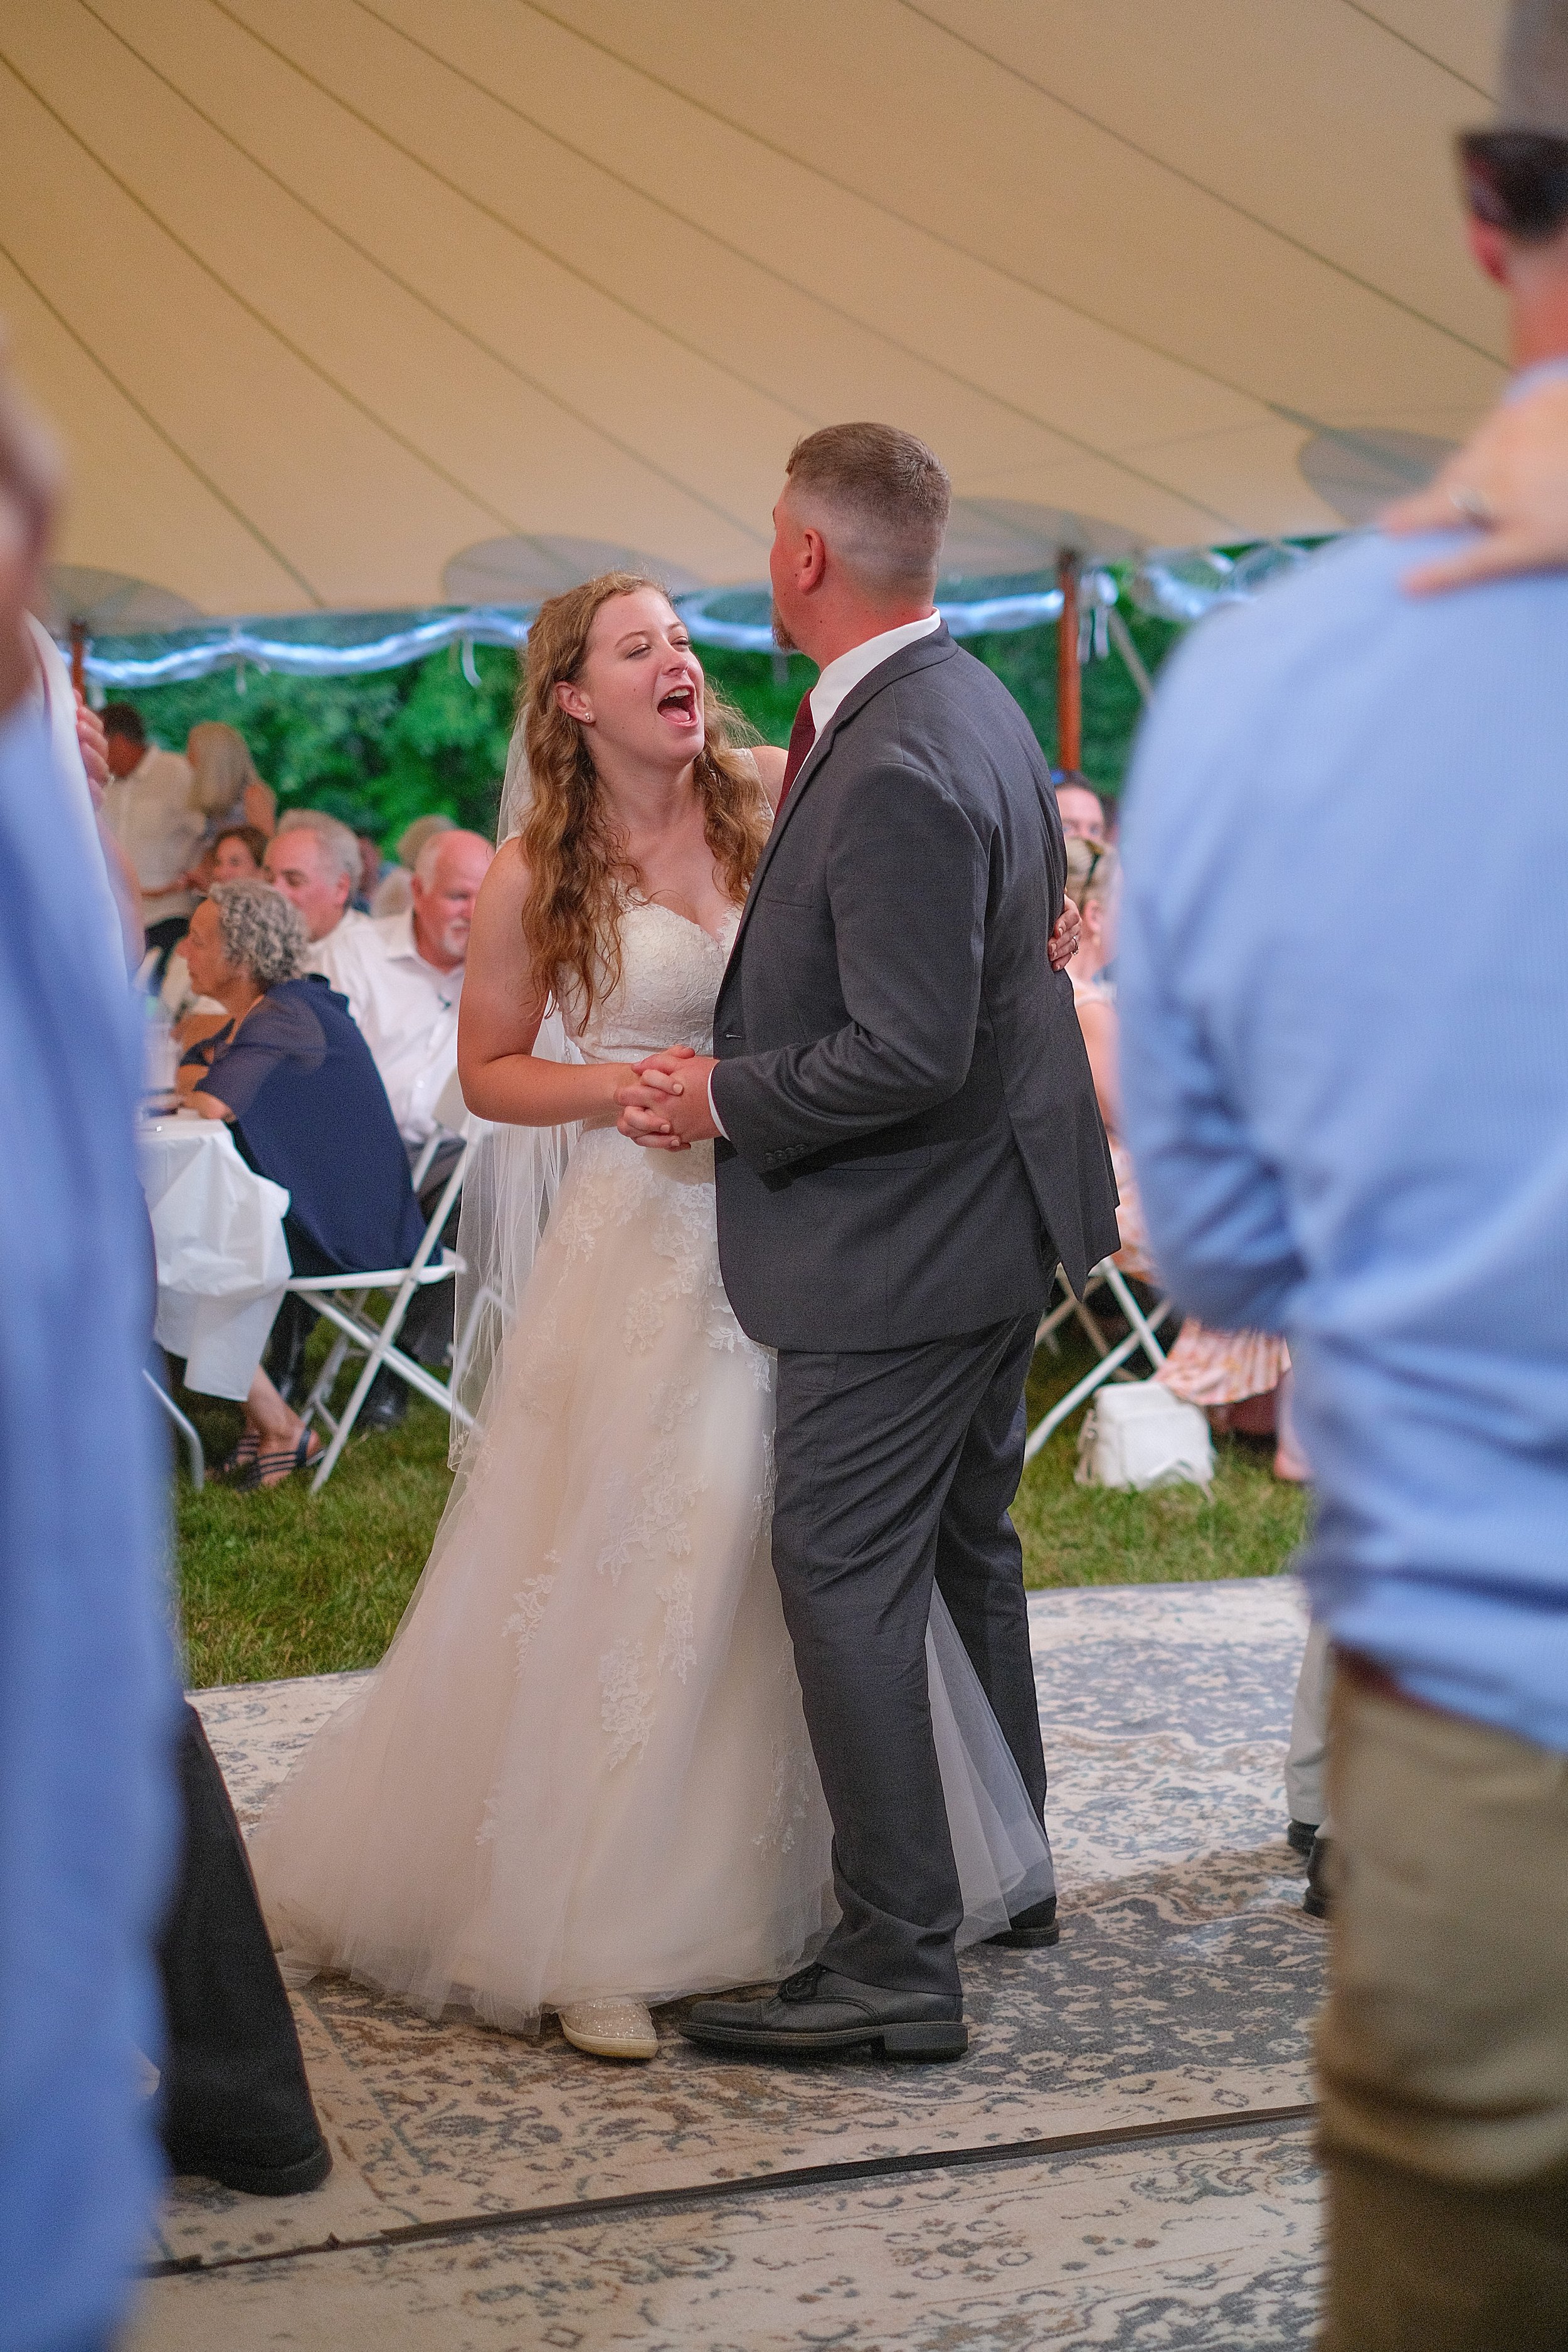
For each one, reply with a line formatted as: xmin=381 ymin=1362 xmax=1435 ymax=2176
xmin=657 ymin=683 xmax=699 ymax=728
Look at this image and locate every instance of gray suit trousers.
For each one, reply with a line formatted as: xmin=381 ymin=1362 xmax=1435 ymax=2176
xmin=770 ymin=1310 xmax=1047 ymax=2001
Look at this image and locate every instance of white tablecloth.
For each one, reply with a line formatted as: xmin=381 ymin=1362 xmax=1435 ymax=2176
xmin=138 ymin=1115 xmax=292 ymax=1401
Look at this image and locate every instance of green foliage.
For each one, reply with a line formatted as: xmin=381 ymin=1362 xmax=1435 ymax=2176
xmin=132 ymin=641 xmax=521 ymax=847
xmin=124 ymin=586 xmax=1180 ymax=852
xmin=965 ymin=596 xmax=1182 ymax=797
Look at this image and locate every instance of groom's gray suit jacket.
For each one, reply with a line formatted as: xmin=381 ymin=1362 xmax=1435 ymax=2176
xmin=711 ymin=625 xmax=1120 ymax=1350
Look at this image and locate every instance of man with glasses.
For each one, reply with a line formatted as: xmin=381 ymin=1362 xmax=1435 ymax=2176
xmin=1118 ymin=5 xmax=1568 ymax=2344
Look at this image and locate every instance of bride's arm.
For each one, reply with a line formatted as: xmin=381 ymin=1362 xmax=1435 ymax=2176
xmin=458 ymin=839 xmax=634 ymax=1128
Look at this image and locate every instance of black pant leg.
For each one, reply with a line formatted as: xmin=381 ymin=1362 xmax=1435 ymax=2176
xmin=770 ymin=1322 xmax=1026 ymax=2001
xmin=157 ymin=1703 xmax=329 ymax=2184
xmin=933 ymin=1310 xmax=1048 ymax=1818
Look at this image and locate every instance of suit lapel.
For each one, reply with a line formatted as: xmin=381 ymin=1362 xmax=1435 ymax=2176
xmin=724 ymin=625 xmax=958 ymax=972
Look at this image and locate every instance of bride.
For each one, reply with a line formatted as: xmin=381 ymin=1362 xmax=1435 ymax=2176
xmin=249 ymin=573 xmax=1054 ymax=2062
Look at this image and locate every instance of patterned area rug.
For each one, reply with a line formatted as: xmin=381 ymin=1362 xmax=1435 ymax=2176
xmin=135 ymin=1579 xmax=1325 ymax=2349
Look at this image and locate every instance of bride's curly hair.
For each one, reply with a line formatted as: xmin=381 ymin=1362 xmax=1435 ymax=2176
xmin=516 ymin=572 xmax=770 ymax=1022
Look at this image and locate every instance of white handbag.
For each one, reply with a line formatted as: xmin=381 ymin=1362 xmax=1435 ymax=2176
xmin=1074 ymin=1382 xmax=1214 ymax=1491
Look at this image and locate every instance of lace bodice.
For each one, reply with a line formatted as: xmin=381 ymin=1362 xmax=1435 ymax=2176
xmin=567 ymin=899 xmax=740 ymax=1066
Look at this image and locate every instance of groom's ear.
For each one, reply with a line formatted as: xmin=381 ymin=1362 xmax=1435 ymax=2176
xmin=798 ymin=525 xmax=829 ymax=593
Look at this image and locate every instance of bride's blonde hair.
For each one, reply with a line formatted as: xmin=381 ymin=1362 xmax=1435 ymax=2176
xmin=517 ymin=572 xmax=770 ymax=1021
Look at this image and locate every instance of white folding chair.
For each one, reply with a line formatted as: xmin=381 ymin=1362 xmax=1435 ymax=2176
xmin=1024 ymin=1258 xmax=1179 ymax=1465
xmin=144 ymin=1359 xmax=205 ymax=1488
xmin=292 ymin=1128 xmax=472 ymax=1491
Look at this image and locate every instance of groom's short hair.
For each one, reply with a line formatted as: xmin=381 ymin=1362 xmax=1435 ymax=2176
xmin=783 ymin=423 xmax=951 ymax=599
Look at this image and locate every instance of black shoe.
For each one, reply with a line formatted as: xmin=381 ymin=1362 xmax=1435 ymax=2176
xmin=987 ymin=1895 xmax=1061 ymax=1949
xmin=1303 ymin=1832 xmax=1333 ymax=1919
xmin=1287 ymin=1818 xmax=1319 ymax=1858
xmin=162 ymin=2131 xmax=332 ymax=2198
xmin=680 ymin=1964 xmax=968 ymax=2060
xmin=358 ymin=1369 xmax=407 ymax=1431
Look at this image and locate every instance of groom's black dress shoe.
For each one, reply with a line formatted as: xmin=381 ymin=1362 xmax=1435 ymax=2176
xmin=680 ymin=1964 xmax=968 ymax=2060
xmin=987 ymin=1895 xmax=1060 ymax=1949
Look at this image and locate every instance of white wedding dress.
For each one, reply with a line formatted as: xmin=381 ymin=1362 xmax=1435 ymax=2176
xmin=250 ymin=899 xmax=1053 ymax=2032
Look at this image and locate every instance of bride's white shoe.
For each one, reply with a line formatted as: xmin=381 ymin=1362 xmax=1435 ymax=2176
xmin=558 ymin=1998 xmax=659 ymax=2060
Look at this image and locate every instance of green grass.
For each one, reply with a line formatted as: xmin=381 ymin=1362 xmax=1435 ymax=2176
xmin=169 ymin=1323 xmax=1310 ymax=1688
xmin=1018 ymin=1332 xmax=1312 ymax=1586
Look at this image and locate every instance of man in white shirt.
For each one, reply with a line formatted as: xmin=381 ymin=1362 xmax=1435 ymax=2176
xmin=331 ymin=829 xmax=493 ymax=1152
xmin=262 ymin=810 xmax=371 ymax=974
xmin=100 ymin=702 xmax=203 ymax=971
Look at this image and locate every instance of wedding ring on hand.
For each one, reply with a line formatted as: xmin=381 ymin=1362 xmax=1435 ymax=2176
xmin=1448 ymin=484 xmax=1497 ymax=527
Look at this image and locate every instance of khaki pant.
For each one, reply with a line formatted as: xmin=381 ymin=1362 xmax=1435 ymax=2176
xmin=1317 ymin=1669 xmax=1568 ymax=2350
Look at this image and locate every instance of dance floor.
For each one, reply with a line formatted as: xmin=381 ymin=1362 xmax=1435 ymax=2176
xmin=134 ymin=1577 xmax=1325 ymax=2350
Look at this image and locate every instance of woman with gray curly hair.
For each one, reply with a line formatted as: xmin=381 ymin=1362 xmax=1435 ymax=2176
xmin=177 ymin=878 xmax=423 ymax=1486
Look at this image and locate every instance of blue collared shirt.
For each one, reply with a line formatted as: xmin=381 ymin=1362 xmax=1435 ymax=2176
xmin=1119 ymin=470 xmax=1568 ymax=1754
xmin=0 ymin=706 xmax=175 ymax=2349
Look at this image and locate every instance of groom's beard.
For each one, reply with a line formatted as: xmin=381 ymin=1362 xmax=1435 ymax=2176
xmin=771 ymin=602 xmax=798 ymax=654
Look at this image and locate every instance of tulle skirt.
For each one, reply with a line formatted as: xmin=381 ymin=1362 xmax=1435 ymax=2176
xmin=250 ymin=1124 xmax=1052 ymax=2031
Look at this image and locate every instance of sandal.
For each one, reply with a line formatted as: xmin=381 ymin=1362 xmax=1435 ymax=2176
xmin=216 ymin=1429 xmax=261 ymax=1482
xmin=245 ymin=1429 xmax=324 ymax=1491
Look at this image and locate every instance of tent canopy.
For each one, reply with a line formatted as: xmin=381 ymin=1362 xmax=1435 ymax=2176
xmin=2 ymin=0 xmax=1508 ymax=621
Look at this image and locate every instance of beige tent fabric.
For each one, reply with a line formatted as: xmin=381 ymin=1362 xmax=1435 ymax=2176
xmin=0 ymin=0 xmax=1508 ymax=617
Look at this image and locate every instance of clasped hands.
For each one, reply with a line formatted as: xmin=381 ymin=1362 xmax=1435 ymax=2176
xmin=616 ymin=1045 xmax=714 ymax=1150
xmin=613 ymin=897 xmax=1084 ymax=1151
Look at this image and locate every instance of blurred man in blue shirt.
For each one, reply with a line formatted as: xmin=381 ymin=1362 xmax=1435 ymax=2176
xmin=0 ymin=361 xmax=174 ymax=2351
xmin=1121 ymin=8 xmax=1568 ymax=2344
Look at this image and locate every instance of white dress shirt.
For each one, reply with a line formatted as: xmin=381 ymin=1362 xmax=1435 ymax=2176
xmin=806 ymin=610 xmax=941 ymax=735
xmin=100 ymin=746 xmax=202 ymax=925
xmin=310 ymin=908 xmax=462 ymax=1145
xmin=305 ymin=905 xmax=374 ymax=998
xmin=708 ymin=612 xmax=941 ymax=1138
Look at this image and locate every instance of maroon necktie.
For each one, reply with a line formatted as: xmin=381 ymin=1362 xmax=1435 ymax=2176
xmin=774 ymin=696 xmax=817 ymax=816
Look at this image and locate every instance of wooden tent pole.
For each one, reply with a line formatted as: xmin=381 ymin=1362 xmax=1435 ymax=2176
xmin=1056 ymin=550 xmax=1081 ymax=772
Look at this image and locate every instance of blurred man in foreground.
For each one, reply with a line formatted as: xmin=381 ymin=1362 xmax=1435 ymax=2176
xmin=1119 ymin=8 xmax=1568 ymax=2343
xmin=0 ymin=352 xmax=174 ymax=2352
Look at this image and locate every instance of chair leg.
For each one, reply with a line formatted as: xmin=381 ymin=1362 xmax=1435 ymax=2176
xmin=307 ymin=1279 xmax=421 ymax=1492
xmin=301 ymin=1331 xmax=350 ymax=1428
xmin=1098 ymin=1266 xmax=1177 ymax=1370
xmin=143 ymin=1365 xmax=205 ymax=1490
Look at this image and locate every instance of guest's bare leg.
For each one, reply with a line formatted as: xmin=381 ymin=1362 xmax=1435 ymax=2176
xmin=1273 ymin=1370 xmax=1309 ymax=1483
xmin=243 ymin=1367 xmax=315 ymax=1486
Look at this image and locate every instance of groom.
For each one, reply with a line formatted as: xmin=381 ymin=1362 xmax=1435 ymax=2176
xmin=618 ymin=423 xmax=1120 ymax=2058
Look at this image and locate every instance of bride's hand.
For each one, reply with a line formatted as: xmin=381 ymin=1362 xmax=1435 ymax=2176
xmin=615 ymin=1047 xmax=708 ymax=1148
xmin=1048 ymin=896 xmax=1082 ymax=972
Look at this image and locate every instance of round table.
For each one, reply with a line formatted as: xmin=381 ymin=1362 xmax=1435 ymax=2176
xmin=137 ymin=1114 xmax=292 ymax=1401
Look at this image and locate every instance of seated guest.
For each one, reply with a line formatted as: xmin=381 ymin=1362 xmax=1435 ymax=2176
xmin=1063 ymin=839 xmax=1305 ymax=1481
xmin=162 ymin=825 xmax=272 ymax=1025
xmin=177 ymin=879 xmax=425 ymax=1486
xmin=370 ymin=811 xmax=454 ymax=919
xmin=1063 ymin=839 xmax=1153 ymax=1280
xmin=1054 ymin=770 xmax=1110 ymax=842
xmin=313 ymin=828 xmax=495 ymax=1424
xmin=209 ymin=822 xmax=269 ymax=880
xmin=334 ymin=829 xmax=494 ymax=1154
xmin=100 ymin=699 xmax=203 ymax=973
xmin=263 ymin=807 xmax=373 ymax=977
